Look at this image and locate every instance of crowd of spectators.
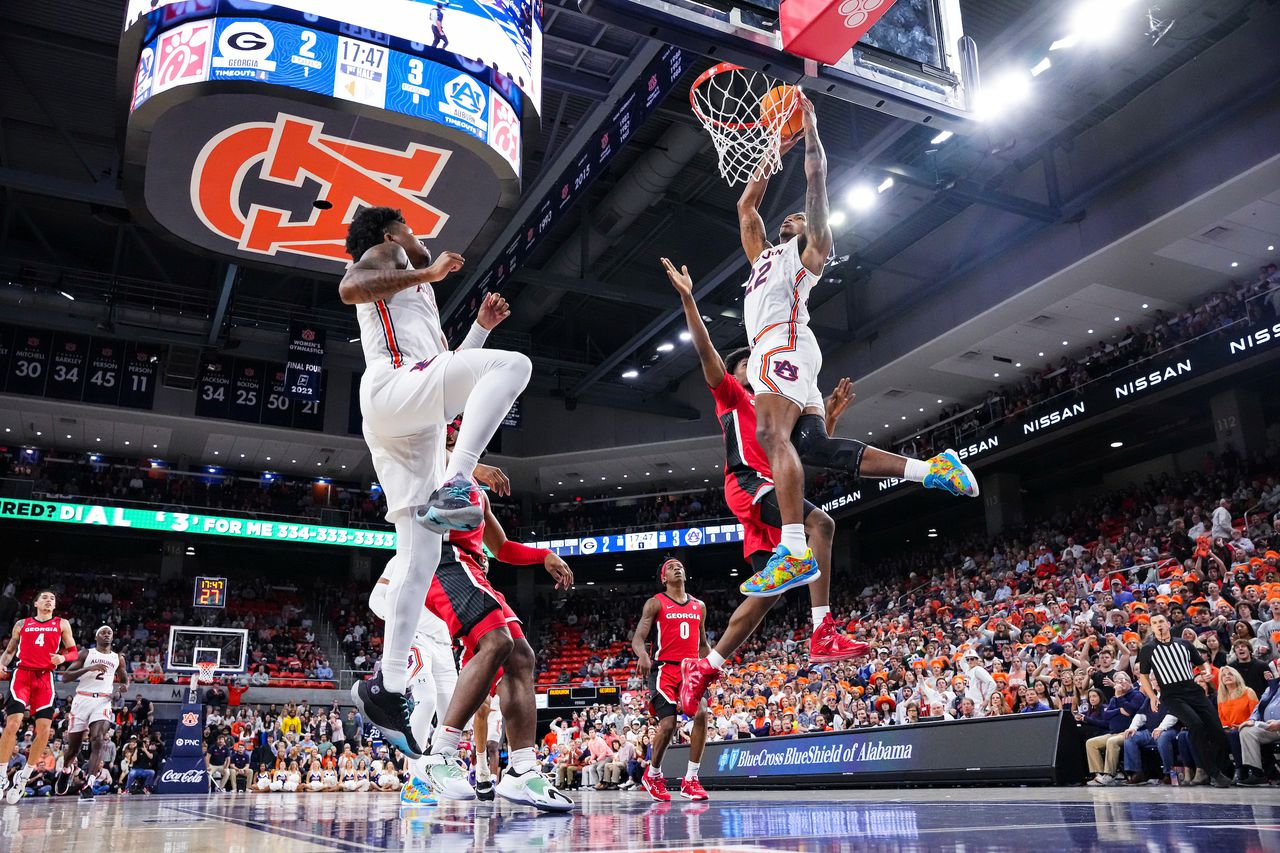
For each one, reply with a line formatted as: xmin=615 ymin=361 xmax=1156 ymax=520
xmin=814 ymin=266 xmax=1280 ymax=504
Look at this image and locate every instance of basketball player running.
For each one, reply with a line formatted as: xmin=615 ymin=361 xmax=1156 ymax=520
xmin=732 ymin=93 xmax=978 ymax=590
xmin=342 ymin=206 xmax=531 ymax=757
xmin=0 ymin=589 xmax=78 ymax=804
xmin=663 ymin=258 xmax=866 ymax=669
xmin=414 ymin=484 xmax=575 ymax=811
xmin=630 ymin=558 xmax=710 ymax=802
xmin=56 ymin=625 xmax=127 ymax=800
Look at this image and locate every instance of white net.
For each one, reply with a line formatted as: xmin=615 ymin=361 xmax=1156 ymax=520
xmin=196 ymin=660 xmax=217 ymax=685
xmin=690 ymin=62 xmax=800 ymax=187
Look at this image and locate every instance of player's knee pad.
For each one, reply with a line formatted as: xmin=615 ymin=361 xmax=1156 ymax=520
xmin=790 ymin=413 xmax=866 ymax=473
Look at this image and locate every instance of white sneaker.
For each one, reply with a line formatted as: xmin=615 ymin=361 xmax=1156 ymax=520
xmin=496 ymin=768 xmax=575 ymax=813
xmin=1087 ymin=774 xmax=1114 ymax=787
xmin=423 ymin=755 xmax=476 ymax=801
xmin=5 ymin=769 xmax=31 ymax=805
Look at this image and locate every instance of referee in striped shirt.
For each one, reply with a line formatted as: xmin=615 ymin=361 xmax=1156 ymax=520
xmin=1136 ymin=613 xmax=1233 ymax=787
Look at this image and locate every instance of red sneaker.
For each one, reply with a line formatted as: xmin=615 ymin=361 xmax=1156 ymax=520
xmin=679 ymin=776 xmax=709 ymax=801
xmin=640 ymin=770 xmax=671 ymax=802
xmin=809 ymin=614 xmax=870 ymax=663
xmin=679 ymin=658 xmax=721 ymax=716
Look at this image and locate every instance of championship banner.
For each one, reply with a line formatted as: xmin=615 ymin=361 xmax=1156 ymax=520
xmin=821 ymin=317 xmax=1280 ymax=518
xmin=659 ymin=711 xmax=1086 ymax=788
xmin=284 ymin=321 xmax=325 ymax=402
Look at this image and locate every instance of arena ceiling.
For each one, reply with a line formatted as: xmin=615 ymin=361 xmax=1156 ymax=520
xmin=1 ymin=0 xmax=1278 ymax=488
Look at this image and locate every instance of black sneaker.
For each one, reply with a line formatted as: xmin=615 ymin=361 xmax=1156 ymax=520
xmin=413 ymin=475 xmax=483 ymax=533
xmin=1238 ymin=772 xmax=1268 ymax=787
xmin=350 ymin=673 xmax=422 ymax=758
xmin=79 ymin=785 xmax=96 ymax=802
xmin=54 ymin=771 xmax=73 ymax=796
xmin=476 ymin=779 xmax=495 ymax=801
xmin=1210 ymin=772 xmax=1234 ymax=789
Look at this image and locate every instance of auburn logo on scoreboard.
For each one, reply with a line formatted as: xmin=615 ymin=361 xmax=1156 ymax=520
xmin=190 ymin=113 xmax=452 ymax=264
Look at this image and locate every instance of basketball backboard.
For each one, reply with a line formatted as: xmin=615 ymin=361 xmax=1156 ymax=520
xmin=166 ymin=626 xmax=249 ymax=676
xmin=579 ymin=0 xmax=979 ymax=129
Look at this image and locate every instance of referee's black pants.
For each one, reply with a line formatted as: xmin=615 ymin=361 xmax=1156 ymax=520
xmin=1161 ymin=687 xmax=1232 ymax=776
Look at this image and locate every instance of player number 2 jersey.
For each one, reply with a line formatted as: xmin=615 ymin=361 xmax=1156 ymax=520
xmin=16 ymin=616 xmax=63 ymax=671
xmin=742 ymin=236 xmax=821 ymax=342
xmin=78 ymin=648 xmax=120 ymax=692
xmin=356 ymin=279 xmax=449 ymax=372
xmin=652 ymin=594 xmax=705 ymax=663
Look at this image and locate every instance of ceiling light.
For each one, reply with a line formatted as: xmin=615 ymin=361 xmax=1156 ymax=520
xmin=623 ymin=474 xmax=629 ymax=478
xmin=993 ymin=372 xmax=1000 ymax=378
xmin=579 ymin=478 xmax=584 ymax=483
xmin=645 ymin=472 xmax=650 ymax=476
xmin=690 ymin=467 xmax=696 ymax=471
xmin=617 ymin=486 xmax=622 ymax=490
xmin=66 ymin=434 xmax=71 ymax=439
xmin=292 ymin=459 xmax=297 ymax=463
xmin=240 ymin=453 xmax=245 ymax=458
xmin=348 ymin=337 xmax=360 ymax=343
xmin=1038 ymin=352 xmax=1045 ymax=357
xmin=207 ymin=467 xmax=216 ymax=473
xmin=95 ymin=437 xmax=101 ymax=442
xmin=621 ymin=369 xmax=639 ymax=379
xmin=213 ymin=451 xmax=219 ymax=455
xmin=901 ymin=415 xmax=907 ymax=420
xmin=615 ymin=566 xmax=623 ymax=572
xmin=877 ymin=177 xmax=894 ymax=193
xmin=1030 ymin=57 xmax=1051 ymax=76
xmin=928 ymin=532 xmax=938 ymax=538
xmin=975 ymin=71 xmax=1031 ymax=122
xmin=586 ymin=581 xmax=595 ymax=586
xmin=1110 ymin=441 xmax=1124 ymax=448
xmin=557 ymin=481 xmax=563 ymax=485
xmin=1069 ymin=0 xmax=1136 ymax=45
xmin=1141 ymin=303 xmax=1149 ymax=309
xmin=1062 ymin=341 xmax=1069 ymax=346
xmin=828 ymin=209 xmax=848 ymax=228
xmin=316 ymin=462 xmax=322 ymax=467
xmin=341 ymin=465 xmax=347 ymax=469
xmin=667 ymin=469 xmax=673 ymax=474
xmin=153 ymin=444 xmax=158 ymax=448
xmin=919 ymin=407 xmax=924 ymax=412
xmin=1114 ymin=317 xmax=1120 ymax=322
xmin=679 ymin=331 xmax=692 ymax=342
xmin=600 ymin=476 xmax=606 ymax=480
xmin=867 ymin=431 xmax=873 ymax=436
xmin=1269 ymin=246 xmax=1275 ymax=251
xmin=266 ymin=457 xmax=271 ymax=461
xmin=58 ymin=290 xmax=75 ymax=301
xmin=656 ymin=342 xmax=674 ymax=353
xmin=35 ymin=431 xmax=41 ymax=436
xmin=847 ymin=184 xmax=876 ymax=211
xmin=1230 ymin=262 xmax=1239 ymax=268
xmin=1050 ymin=35 xmax=1078 ymax=51
xmin=930 ymin=130 xmax=953 ymax=144
xmin=1014 ymin=362 xmax=1022 ymax=368
xmin=884 ymin=424 xmax=889 ymax=428
xmin=936 ymin=399 xmax=942 ymax=404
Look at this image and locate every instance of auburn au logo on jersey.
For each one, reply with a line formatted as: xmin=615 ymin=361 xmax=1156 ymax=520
xmin=191 ymin=112 xmax=452 ymax=264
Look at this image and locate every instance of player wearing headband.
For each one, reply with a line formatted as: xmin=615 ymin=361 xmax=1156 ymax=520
xmin=629 ymin=557 xmax=710 ymax=801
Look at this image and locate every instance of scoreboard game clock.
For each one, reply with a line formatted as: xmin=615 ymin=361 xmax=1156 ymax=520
xmin=194 ymin=576 xmax=228 ymax=608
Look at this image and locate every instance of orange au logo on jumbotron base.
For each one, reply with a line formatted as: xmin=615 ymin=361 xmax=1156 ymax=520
xmin=191 ymin=113 xmax=452 ymax=264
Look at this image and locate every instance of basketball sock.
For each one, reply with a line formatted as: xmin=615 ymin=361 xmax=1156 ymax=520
xmin=811 ymin=605 xmax=830 ymax=626
xmin=780 ymin=524 xmax=807 ymax=554
xmin=476 ymin=761 xmax=492 ymax=782
xmin=441 ymin=349 xmax=532 ymax=481
xmin=685 ymin=761 xmax=700 ymax=781
xmin=645 ymin=764 xmax=662 ymax=778
xmin=707 ymin=650 xmax=726 ymax=669
xmin=430 ymin=726 xmax=463 ymax=756
xmin=903 ymin=459 xmax=930 ymax=483
xmin=509 ymin=747 xmax=537 ymax=775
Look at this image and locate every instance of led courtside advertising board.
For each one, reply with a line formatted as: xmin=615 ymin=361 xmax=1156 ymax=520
xmin=118 ymin=1 xmax=531 ymax=274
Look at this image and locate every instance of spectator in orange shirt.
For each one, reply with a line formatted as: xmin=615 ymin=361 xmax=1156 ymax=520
xmin=1218 ymin=666 xmax=1259 ymax=777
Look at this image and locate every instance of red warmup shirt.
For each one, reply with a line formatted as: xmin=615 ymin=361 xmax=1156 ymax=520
xmin=710 ymin=375 xmax=774 ymax=489
xmin=16 ymin=616 xmax=63 ymax=671
xmin=652 ymin=593 xmax=705 ymax=663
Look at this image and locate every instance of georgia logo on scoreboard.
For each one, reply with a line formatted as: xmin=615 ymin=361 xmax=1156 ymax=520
xmin=214 ymin=21 xmax=277 ymax=73
xmin=191 ymin=112 xmax=451 ymax=264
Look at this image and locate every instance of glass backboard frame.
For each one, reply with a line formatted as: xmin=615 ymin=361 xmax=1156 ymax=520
xmin=166 ymin=625 xmax=249 ymax=676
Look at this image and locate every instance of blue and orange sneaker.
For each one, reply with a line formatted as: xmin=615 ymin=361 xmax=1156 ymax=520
xmin=738 ymin=545 xmax=821 ymax=598
xmin=923 ymin=449 xmax=980 ymax=497
xmin=400 ymin=776 xmax=437 ymax=806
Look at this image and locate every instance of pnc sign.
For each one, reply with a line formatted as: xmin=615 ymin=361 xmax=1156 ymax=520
xmin=191 ymin=113 xmax=452 ymax=264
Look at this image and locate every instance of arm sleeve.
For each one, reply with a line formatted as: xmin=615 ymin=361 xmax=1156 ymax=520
xmin=1155 ymin=714 xmax=1178 ymax=731
xmin=456 ymin=322 xmax=490 ymax=351
xmin=1127 ymin=713 xmax=1145 ymax=732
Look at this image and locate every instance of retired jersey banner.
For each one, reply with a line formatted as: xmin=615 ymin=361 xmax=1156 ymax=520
xmin=284 ymin=321 xmax=325 ymax=402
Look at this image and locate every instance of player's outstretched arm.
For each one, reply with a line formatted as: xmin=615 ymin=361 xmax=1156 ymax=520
xmin=662 ymin=257 xmax=725 ymax=388
xmin=736 ymin=169 xmax=772 ymax=264
xmin=797 ymin=94 xmax=833 ymax=276
xmin=631 ymin=597 xmax=660 ymax=679
xmin=338 ymin=242 xmax=465 ymax=304
xmin=457 ymin=292 xmax=511 ymax=352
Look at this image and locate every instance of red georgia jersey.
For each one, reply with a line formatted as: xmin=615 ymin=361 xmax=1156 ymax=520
xmin=652 ymin=593 xmax=705 ymax=663
xmin=16 ymin=616 xmax=63 ymax=671
xmin=711 ymin=375 xmax=774 ymax=488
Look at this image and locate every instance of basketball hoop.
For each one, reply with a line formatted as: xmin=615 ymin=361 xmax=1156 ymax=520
xmin=196 ymin=660 xmax=217 ymax=685
xmin=690 ymin=62 xmax=800 ymax=187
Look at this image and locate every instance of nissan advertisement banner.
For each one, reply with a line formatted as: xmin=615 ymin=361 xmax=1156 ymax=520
xmin=821 ymin=318 xmax=1280 ymax=518
xmin=660 ymin=711 xmax=1084 ymax=787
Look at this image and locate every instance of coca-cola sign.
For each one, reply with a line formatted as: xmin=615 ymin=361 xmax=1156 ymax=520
xmin=160 ymin=769 xmax=206 ymax=784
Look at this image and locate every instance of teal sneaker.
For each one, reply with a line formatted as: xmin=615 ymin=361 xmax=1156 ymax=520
xmin=400 ymin=777 xmax=437 ymax=806
xmin=739 ymin=545 xmax=820 ymax=597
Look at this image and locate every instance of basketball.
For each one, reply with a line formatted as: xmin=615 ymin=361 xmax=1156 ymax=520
xmin=759 ymin=85 xmax=803 ymax=138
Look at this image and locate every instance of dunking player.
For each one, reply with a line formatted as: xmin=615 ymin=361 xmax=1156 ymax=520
xmin=0 ymin=589 xmax=78 ymax=804
xmin=56 ymin=625 xmax=127 ymax=800
xmin=664 ymin=258 xmax=864 ymax=667
xmin=630 ymin=557 xmax=710 ymax=802
xmin=730 ymin=93 xmax=978 ymax=591
xmin=342 ymin=206 xmax=531 ymax=757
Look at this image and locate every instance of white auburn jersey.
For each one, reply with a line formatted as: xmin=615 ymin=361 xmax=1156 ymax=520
xmin=77 ymin=648 xmax=121 ymax=692
xmin=742 ymin=236 xmax=821 ymax=342
xmin=355 ymin=277 xmax=448 ymax=372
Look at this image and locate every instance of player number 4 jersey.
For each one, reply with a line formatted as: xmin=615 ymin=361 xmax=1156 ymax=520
xmin=742 ymin=236 xmax=821 ymax=342
xmin=16 ymin=616 xmax=63 ymax=671
xmin=652 ymin=594 xmax=705 ymax=663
